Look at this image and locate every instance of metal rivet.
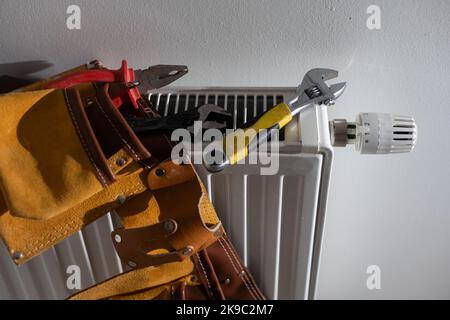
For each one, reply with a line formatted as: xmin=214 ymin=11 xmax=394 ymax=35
xmin=223 ymin=278 xmax=231 ymax=285
xmin=12 ymin=251 xmax=23 ymax=260
xmin=86 ymin=99 xmax=95 ymax=106
xmin=155 ymin=168 xmax=165 ymax=177
xmin=126 ymin=81 xmax=140 ymax=88
xmin=114 ymin=234 xmax=122 ymax=243
xmin=239 ymin=270 xmax=246 ymax=277
xmin=117 ymin=195 xmax=126 ymax=204
xmin=116 ymin=157 xmax=127 ymax=167
xmin=182 ymin=246 xmax=193 ymax=256
xmin=128 ymin=261 xmax=137 ymax=268
xmin=163 ymin=220 xmax=175 ymax=232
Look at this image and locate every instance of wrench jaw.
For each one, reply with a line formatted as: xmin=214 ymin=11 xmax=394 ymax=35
xmin=298 ymin=68 xmax=339 ymax=91
xmin=188 ymin=104 xmax=232 ymax=134
xmin=311 ymin=68 xmax=339 ymax=82
xmin=197 ymin=104 xmax=232 ymax=121
xmin=291 ymin=68 xmax=347 ymax=112
xmin=330 ymin=82 xmax=347 ymax=100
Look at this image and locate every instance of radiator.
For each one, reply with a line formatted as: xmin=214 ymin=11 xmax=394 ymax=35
xmin=0 ymin=87 xmax=333 ymax=300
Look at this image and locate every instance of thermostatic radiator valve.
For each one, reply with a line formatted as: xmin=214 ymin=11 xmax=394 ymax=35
xmin=330 ymin=113 xmax=417 ymax=154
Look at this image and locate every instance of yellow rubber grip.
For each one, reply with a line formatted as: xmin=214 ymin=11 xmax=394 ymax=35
xmin=224 ymin=102 xmax=293 ymax=165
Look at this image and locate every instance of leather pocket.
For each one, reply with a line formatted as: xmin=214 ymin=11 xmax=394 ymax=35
xmin=0 ymin=88 xmax=113 ymax=220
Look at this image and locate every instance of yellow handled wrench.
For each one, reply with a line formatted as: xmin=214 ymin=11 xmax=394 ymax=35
xmin=205 ymin=68 xmax=346 ymax=172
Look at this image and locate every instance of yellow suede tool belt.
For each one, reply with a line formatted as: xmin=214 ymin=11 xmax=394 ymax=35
xmin=0 ymin=62 xmax=265 ymax=300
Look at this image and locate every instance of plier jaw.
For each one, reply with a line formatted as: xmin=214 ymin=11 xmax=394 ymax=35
xmin=134 ymin=65 xmax=188 ymax=93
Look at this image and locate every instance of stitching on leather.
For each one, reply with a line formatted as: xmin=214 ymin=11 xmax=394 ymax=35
xmin=221 ymin=237 xmax=262 ymax=300
xmin=221 ymin=236 xmax=263 ymax=300
xmin=92 ymin=84 xmax=157 ymax=171
xmin=218 ymin=239 xmax=257 ymax=300
xmin=195 ymin=253 xmax=212 ymax=290
xmin=221 ymin=236 xmax=263 ymax=299
xmin=95 ymin=97 xmax=142 ymax=161
xmin=21 ymin=181 xmax=145 ymax=255
xmin=218 ymin=238 xmax=257 ymax=300
xmin=217 ymin=239 xmax=240 ymax=278
xmin=64 ymin=90 xmax=108 ymax=187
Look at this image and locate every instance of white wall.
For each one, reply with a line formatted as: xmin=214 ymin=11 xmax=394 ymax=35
xmin=1 ymin=0 xmax=449 ymax=299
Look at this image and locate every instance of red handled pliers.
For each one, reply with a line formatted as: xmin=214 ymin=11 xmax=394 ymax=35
xmin=43 ymin=60 xmax=188 ymax=110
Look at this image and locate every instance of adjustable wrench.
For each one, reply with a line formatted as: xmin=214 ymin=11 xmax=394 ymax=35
xmin=205 ymin=68 xmax=347 ymax=172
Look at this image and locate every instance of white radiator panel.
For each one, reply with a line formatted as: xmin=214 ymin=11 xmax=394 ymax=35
xmin=195 ymin=154 xmax=323 ymax=299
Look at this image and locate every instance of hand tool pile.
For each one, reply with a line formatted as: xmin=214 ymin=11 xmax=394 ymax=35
xmin=0 ymin=60 xmax=264 ymax=300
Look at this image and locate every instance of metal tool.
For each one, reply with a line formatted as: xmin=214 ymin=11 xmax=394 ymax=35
xmin=204 ymin=68 xmax=347 ymax=172
xmin=134 ymin=65 xmax=188 ymax=93
xmin=43 ymin=60 xmax=188 ymax=110
xmin=127 ymin=104 xmax=232 ymax=134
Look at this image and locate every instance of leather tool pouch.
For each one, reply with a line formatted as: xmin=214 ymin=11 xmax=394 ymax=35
xmin=0 ymin=62 xmax=264 ymax=300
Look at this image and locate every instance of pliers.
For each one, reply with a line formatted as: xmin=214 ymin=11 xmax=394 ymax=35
xmin=127 ymin=104 xmax=232 ymax=134
xmin=43 ymin=60 xmax=188 ymax=110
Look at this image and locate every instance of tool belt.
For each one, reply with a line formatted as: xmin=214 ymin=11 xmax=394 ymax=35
xmin=0 ymin=61 xmax=264 ymax=300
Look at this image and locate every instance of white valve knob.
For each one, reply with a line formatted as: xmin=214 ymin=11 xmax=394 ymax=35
xmin=356 ymin=113 xmax=417 ymax=154
xmin=330 ymin=113 xmax=417 ymax=154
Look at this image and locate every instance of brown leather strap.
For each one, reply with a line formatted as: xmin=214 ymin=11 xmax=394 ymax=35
xmin=112 ymin=161 xmax=222 ymax=269
xmin=172 ymin=281 xmax=210 ymax=300
xmin=192 ymin=234 xmax=266 ymax=300
xmin=94 ymin=83 xmax=157 ymax=166
xmin=112 ymin=219 xmax=193 ymax=268
xmin=64 ymin=87 xmax=115 ymax=186
xmin=192 ymin=249 xmax=225 ymax=299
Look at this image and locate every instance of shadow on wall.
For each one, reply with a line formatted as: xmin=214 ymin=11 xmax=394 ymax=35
xmin=0 ymin=61 xmax=53 ymax=93
xmin=0 ymin=61 xmax=53 ymax=77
